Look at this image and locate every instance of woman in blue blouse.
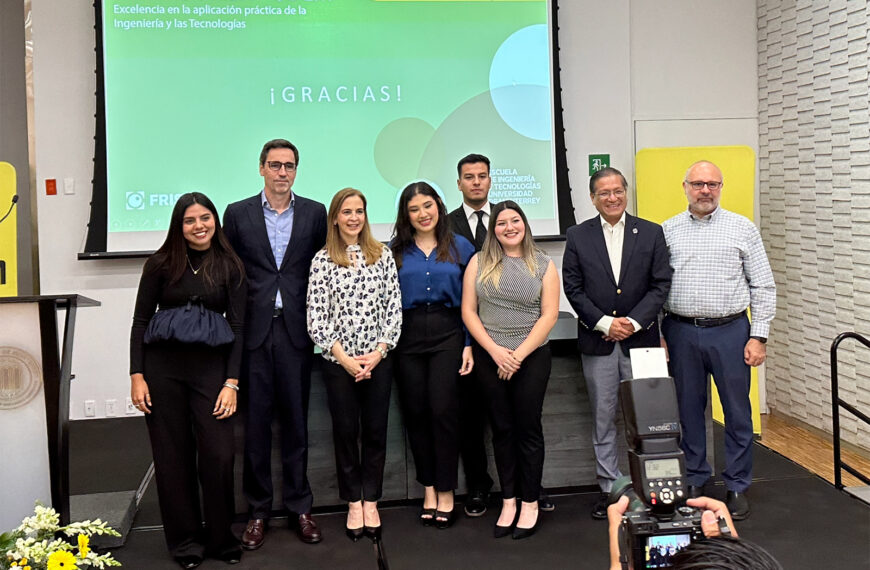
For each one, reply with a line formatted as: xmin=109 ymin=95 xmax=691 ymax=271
xmin=307 ymin=188 xmax=402 ymax=541
xmin=390 ymin=181 xmax=475 ymax=529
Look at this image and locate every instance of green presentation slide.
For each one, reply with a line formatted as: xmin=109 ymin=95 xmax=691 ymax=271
xmin=103 ymin=0 xmax=557 ymax=251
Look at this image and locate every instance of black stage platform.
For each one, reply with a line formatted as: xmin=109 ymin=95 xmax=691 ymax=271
xmin=71 ymin=392 xmax=869 ymax=569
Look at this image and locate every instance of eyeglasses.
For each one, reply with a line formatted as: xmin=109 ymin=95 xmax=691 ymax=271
xmin=595 ymin=189 xmax=626 ymax=199
xmin=266 ymin=161 xmax=297 ymax=172
xmin=686 ymin=181 xmax=722 ymax=191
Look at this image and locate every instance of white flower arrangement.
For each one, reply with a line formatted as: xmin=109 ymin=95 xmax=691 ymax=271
xmin=1 ymin=504 xmax=122 ymax=570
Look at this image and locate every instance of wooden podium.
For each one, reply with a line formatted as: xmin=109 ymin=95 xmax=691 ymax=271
xmin=0 ymin=294 xmax=99 ymax=527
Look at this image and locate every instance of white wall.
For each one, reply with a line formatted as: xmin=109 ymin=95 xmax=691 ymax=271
xmin=31 ymin=1 xmax=758 ymax=419
xmin=758 ymin=0 xmax=870 ymax=452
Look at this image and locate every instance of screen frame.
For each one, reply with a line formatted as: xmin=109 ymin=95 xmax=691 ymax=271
xmin=80 ymin=0 xmax=574 ymax=259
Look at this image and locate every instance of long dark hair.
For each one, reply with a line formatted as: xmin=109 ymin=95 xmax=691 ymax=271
xmin=151 ymin=192 xmax=245 ymax=287
xmin=390 ymin=181 xmax=457 ymax=269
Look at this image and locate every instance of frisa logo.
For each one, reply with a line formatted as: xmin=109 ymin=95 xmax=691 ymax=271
xmin=126 ymin=191 xmax=145 ymax=210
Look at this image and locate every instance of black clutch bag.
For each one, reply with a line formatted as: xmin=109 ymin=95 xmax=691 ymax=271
xmin=144 ymin=298 xmax=234 ymax=347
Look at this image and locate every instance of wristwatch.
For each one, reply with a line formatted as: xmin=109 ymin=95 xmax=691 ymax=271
xmin=750 ymin=336 xmax=767 ymax=344
xmin=375 ymin=345 xmax=388 ymax=358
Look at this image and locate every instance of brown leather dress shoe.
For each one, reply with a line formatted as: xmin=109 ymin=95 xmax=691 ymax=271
xmin=241 ymin=519 xmax=266 ymax=551
xmin=295 ymin=513 xmax=322 ymax=544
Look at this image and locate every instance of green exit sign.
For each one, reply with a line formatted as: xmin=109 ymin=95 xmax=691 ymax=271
xmin=589 ymin=154 xmax=610 ymax=175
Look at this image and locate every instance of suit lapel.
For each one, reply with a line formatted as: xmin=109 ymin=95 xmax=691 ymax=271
xmin=589 ymin=217 xmax=617 ymax=286
xmin=451 ymin=209 xmax=475 ymax=245
xmin=619 ymin=214 xmax=638 ymax=285
xmin=247 ymin=195 xmax=278 ymax=270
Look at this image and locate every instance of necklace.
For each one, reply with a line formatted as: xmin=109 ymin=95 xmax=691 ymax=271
xmin=186 ymin=255 xmax=203 ymax=275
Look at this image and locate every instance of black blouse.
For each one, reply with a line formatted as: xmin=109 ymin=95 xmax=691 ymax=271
xmin=129 ymin=247 xmax=247 ymax=378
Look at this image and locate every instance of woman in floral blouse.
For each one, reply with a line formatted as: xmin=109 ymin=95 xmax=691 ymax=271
xmin=306 ymin=188 xmax=402 ymax=541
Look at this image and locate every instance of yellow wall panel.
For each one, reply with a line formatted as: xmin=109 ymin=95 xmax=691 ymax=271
xmin=635 ymin=146 xmax=761 ymax=434
xmin=0 ymin=162 xmax=17 ymax=297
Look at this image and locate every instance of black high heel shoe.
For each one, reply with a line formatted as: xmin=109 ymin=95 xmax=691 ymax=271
xmin=419 ymin=507 xmax=436 ymax=526
xmin=494 ymin=509 xmax=518 ymax=539
xmin=512 ymin=513 xmax=540 ymax=540
xmin=364 ymin=525 xmax=382 ymax=540
xmin=346 ymin=526 xmax=365 ymax=542
xmin=434 ymin=509 xmax=457 ymax=529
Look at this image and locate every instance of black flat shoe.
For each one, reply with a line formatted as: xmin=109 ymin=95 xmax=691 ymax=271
xmin=216 ymin=549 xmax=242 ymax=565
xmin=346 ymin=526 xmax=365 ymax=542
xmin=434 ymin=509 xmax=457 ymax=529
xmin=464 ymin=490 xmax=488 ymax=517
xmin=591 ymin=492 xmax=608 ymax=520
xmin=726 ymin=490 xmax=750 ymax=521
xmin=175 ymin=555 xmax=203 ymax=569
xmin=419 ymin=507 xmax=436 ymax=526
xmin=364 ymin=525 xmax=382 ymax=540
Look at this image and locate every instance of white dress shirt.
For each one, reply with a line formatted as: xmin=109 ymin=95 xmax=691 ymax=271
xmin=462 ymin=201 xmax=491 ymax=241
xmin=593 ymin=213 xmax=641 ymax=335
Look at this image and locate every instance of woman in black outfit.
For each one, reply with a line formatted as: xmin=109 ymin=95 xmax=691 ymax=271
xmin=390 ymin=182 xmax=475 ymax=528
xmin=130 ymin=192 xmax=246 ymax=569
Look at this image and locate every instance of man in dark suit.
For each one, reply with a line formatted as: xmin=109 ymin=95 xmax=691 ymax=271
xmin=562 ymin=167 xmax=672 ymax=519
xmin=223 ymin=139 xmax=327 ymax=549
xmin=447 ymin=153 xmax=495 ymax=516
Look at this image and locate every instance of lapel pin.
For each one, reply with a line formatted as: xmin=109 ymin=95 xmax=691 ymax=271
xmin=632 ymin=228 xmax=638 ymax=234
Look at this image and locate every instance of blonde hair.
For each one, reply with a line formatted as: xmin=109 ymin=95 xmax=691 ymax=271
xmin=325 ymin=188 xmax=382 ymax=267
xmin=477 ymin=201 xmax=540 ymax=290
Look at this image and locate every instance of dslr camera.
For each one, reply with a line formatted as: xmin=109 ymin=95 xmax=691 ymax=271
xmin=611 ymin=376 xmax=706 ymax=569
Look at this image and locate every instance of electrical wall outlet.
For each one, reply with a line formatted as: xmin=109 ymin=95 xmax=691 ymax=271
xmin=105 ymin=399 xmax=117 ymax=417
xmin=126 ymin=397 xmax=137 ymax=414
xmin=84 ymin=399 xmax=96 ymax=417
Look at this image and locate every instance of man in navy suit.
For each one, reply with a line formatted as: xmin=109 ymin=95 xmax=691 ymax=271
xmin=562 ymin=167 xmax=672 ymax=519
xmin=223 ymin=139 xmax=327 ymax=549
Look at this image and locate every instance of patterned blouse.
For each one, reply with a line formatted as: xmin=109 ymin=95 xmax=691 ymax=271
xmin=307 ymin=244 xmax=403 ymax=363
xmin=477 ymin=250 xmax=551 ymax=351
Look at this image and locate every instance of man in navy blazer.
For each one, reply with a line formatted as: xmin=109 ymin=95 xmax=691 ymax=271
xmin=223 ymin=139 xmax=327 ymax=549
xmin=562 ymin=167 xmax=672 ymax=519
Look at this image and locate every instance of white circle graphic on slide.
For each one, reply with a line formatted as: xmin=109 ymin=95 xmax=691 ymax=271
xmin=489 ymin=24 xmax=552 ymax=142
xmin=0 ymin=347 xmax=43 ymax=410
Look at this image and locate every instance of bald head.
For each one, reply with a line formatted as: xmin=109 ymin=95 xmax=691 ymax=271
xmin=683 ymin=161 xmax=723 ymax=217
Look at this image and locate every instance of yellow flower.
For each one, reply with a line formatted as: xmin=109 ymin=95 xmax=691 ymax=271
xmin=77 ymin=534 xmax=90 ymax=558
xmin=47 ymin=550 xmax=78 ymax=570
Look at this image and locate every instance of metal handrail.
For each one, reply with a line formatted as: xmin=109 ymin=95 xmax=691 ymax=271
xmin=830 ymin=332 xmax=870 ymax=489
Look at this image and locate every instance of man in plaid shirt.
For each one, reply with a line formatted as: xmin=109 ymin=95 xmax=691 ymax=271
xmin=661 ymin=160 xmax=776 ymax=521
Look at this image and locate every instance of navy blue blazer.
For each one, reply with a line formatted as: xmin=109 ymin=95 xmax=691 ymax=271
xmin=562 ymin=213 xmax=672 ymax=356
xmin=223 ymin=192 xmax=327 ymax=351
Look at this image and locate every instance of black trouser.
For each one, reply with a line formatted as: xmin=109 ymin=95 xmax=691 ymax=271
xmin=458 ymin=365 xmax=494 ymax=494
xmin=395 ymin=306 xmax=463 ymax=492
xmin=143 ymin=342 xmax=237 ymax=559
xmin=243 ymin=317 xmax=314 ymax=518
xmin=474 ymin=343 xmax=551 ymax=503
xmin=321 ymin=356 xmax=393 ymax=502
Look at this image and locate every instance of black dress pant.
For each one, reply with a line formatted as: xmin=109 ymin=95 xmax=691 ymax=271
xmin=458 ymin=366 xmax=494 ymax=494
xmin=243 ymin=316 xmax=314 ymax=518
xmin=321 ymin=356 xmax=393 ymax=502
xmin=394 ymin=306 xmax=462 ymax=492
xmin=143 ymin=342 xmax=237 ymax=559
xmin=474 ymin=343 xmax=551 ymax=503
